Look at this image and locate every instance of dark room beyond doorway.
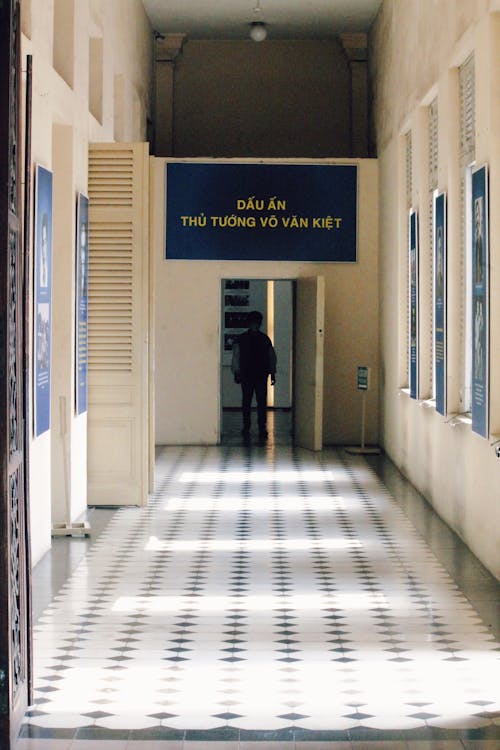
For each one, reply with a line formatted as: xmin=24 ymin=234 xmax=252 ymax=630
xmin=220 ymin=278 xmax=293 ymax=446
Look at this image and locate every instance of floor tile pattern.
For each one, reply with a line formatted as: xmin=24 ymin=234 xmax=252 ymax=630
xmin=221 ymin=409 xmax=293 ymax=446
xmin=24 ymin=446 xmax=500 ymax=741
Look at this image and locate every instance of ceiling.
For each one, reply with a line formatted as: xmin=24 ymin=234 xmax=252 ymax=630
xmin=142 ymin=0 xmax=382 ymax=40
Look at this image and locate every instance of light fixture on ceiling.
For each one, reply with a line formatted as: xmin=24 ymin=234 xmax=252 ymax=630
xmin=249 ymin=0 xmax=267 ymax=41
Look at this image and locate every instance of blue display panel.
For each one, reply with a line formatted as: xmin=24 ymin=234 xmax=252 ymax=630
xmin=76 ymin=193 xmax=89 ymax=416
xmin=434 ymin=192 xmax=447 ymax=416
xmin=34 ymin=165 xmax=53 ymax=437
xmin=471 ymin=165 xmax=489 ymax=439
xmin=409 ymin=209 xmax=419 ymax=400
xmin=165 ymin=162 xmax=358 ymax=262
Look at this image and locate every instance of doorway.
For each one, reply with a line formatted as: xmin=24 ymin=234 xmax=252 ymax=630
xmin=219 ymin=276 xmax=325 ymax=451
xmin=220 ymin=278 xmax=294 ymax=446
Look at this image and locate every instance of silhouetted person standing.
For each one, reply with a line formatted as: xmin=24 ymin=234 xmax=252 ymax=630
xmin=232 ymin=311 xmax=276 ymax=440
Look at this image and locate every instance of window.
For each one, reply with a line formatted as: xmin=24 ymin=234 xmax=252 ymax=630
xmin=89 ymin=37 xmax=103 ymax=123
xmin=114 ymin=74 xmax=125 ymax=141
xmin=21 ymin=0 xmax=32 ymax=39
xmin=405 ymin=129 xmax=413 ymax=386
xmin=458 ymin=54 xmax=475 ymax=413
xmin=428 ymin=98 xmax=438 ymax=399
xmin=53 ymin=0 xmax=74 ymax=87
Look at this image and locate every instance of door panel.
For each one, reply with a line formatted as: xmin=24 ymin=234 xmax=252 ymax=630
xmin=294 ymin=276 xmax=325 ymax=451
xmin=87 ymin=144 xmax=149 ymax=505
xmin=0 ymin=0 xmax=30 ymax=745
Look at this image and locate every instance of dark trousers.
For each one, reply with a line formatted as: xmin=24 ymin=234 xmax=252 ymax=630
xmin=241 ymin=376 xmax=268 ymax=433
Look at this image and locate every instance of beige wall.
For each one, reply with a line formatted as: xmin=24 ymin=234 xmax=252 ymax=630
xmin=165 ymin=40 xmax=352 ymax=158
xmin=152 ymin=157 xmax=379 ymax=447
xmin=21 ymin=0 xmax=153 ymax=565
xmin=371 ymin=1 xmax=500 ymax=578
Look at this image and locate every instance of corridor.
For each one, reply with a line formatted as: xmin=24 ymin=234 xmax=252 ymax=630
xmin=20 ymin=446 xmax=500 ymax=749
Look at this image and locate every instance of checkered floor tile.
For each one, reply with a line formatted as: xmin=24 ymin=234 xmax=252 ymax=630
xmin=25 ymin=445 xmax=500 ymax=736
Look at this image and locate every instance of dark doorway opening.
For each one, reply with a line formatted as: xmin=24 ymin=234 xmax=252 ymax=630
xmin=220 ymin=279 xmax=294 ymax=446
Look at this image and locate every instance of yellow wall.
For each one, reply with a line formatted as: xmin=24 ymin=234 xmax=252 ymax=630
xmin=152 ymin=157 xmax=379 ymax=447
xmin=22 ymin=0 xmax=153 ymax=565
xmin=371 ymin=1 xmax=500 ymax=577
xmin=169 ymin=40 xmax=351 ymax=158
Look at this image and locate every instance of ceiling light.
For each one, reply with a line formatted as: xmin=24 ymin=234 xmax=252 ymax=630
xmin=250 ymin=21 xmax=267 ymax=42
xmin=249 ymin=0 xmax=267 ymax=41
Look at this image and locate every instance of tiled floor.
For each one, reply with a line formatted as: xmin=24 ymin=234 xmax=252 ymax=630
xmin=221 ymin=409 xmax=293 ymax=446
xmin=19 ymin=441 xmax=500 ymax=749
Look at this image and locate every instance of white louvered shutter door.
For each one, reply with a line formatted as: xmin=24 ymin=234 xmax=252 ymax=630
xmin=87 ymin=143 xmax=149 ymax=505
xmin=428 ymin=99 xmax=438 ymax=397
xmin=405 ymin=130 xmax=413 ymax=385
xmin=458 ymin=54 xmax=475 ymax=412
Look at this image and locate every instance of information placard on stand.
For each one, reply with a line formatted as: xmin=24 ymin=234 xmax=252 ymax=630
xmin=345 ymin=366 xmax=381 ymax=455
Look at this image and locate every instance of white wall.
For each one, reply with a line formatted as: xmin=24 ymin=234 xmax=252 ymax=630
xmin=152 ymin=158 xmax=379 ymax=447
xmin=371 ymin=2 xmax=500 ymax=578
xmin=22 ymin=0 xmax=153 ymax=565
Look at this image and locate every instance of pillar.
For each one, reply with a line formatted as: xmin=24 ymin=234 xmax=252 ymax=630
xmin=340 ymin=32 xmax=369 ymax=157
xmin=154 ymin=33 xmax=186 ymax=156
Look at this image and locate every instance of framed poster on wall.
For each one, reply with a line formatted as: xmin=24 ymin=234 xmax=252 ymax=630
xmin=434 ymin=192 xmax=447 ymax=416
xmin=76 ymin=193 xmax=89 ymax=415
xmin=471 ymin=164 xmax=489 ymax=439
xmin=34 ymin=165 xmax=53 ymax=436
xmin=409 ymin=209 xmax=419 ymax=400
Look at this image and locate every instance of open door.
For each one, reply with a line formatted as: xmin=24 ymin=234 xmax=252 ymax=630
xmin=0 ymin=1 xmax=31 ymax=745
xmin=87 ymin=143 xmax=150 ymax=505
xmin=294 ymin=276 xmax=325 ymax=451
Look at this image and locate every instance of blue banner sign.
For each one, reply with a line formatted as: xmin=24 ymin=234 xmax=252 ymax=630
xmin=165 ymin=162 xmax=358 ymax=262
xmin=409 ymin=209 xmax=419 ymax=399
xmin=34 ymin=165 xmax=53 ymax=437
xmin=76 ymin=193 xmax=89 ymax=415
xmin=471 ymin=165 xmax=489 ymax=438
xmin=434 ymin=192 xmax=447 ymax=415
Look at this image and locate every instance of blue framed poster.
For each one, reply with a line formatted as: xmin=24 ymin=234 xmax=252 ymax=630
xmin=165 ymin=162 xmax=358 ymax=262
xmin=434 ymin=192 xmax=447 ymax=416
xmin=34 ymin=165 xmax=53 ymax=437
xmin=471 ymin=165 xmax=489 ymax=438
xmin=409 ymin=209 xmax=419 ymax=399
xmin=76 ymin=193 xmax=89 ymax=415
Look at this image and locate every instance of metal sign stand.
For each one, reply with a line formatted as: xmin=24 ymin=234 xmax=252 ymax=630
xmin=346 ymin=367 xmax=381 ymax=455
